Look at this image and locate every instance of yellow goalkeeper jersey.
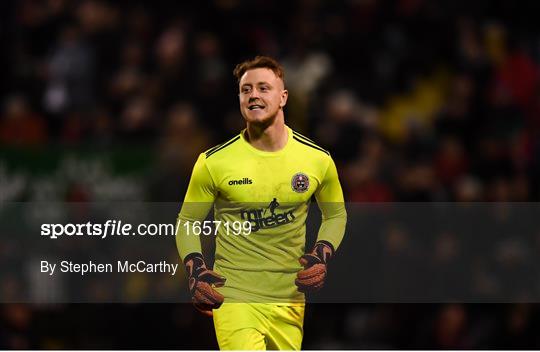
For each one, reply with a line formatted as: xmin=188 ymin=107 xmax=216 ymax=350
xmin=176 ymin=126 xmax=346 ymax=302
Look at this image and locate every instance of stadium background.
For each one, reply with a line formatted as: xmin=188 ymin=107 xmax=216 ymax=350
xmin=1 ymin=0 xmax=540 ymax=348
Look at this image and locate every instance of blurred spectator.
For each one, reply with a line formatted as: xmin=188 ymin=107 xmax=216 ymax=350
xmin=150 ymin=102 xmax=211 ymax=201
xmin=420 ymin=304 xmax=471 ymax=348
xmin=434 ymin=136 xmax=469 ymax=188
xmin=0 ymin=305 xmax=33 ymax=349
xmin=118 ymin=95 xmax=156 ymax=141
xmin=43 ymin=23 xmax=95 ymax=114
xmin=0 ymin=95 xmax=47 ymax=146
xmin=492 ymin=305 xmax=537 ymax=348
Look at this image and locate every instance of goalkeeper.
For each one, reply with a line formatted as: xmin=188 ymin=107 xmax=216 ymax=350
xmin=176 ymin=56 xmax=347 ymax=350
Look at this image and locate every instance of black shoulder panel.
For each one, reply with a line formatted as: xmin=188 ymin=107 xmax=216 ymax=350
xmin=205 ymin=135 xmax=241 ymax=158
xmin=292 ymin=134 xmax=329 ymax=155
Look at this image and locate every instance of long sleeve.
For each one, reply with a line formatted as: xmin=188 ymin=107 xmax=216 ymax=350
xmin=314 ymin=157 xmax=347 ymax=250
xmin=175 ymin=153 xmax=217 ymax=261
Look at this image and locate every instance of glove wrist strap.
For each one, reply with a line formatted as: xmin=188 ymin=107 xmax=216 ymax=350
xmin=183 ymin=252 xmax=207 ymax=278
xmin=312 ymin=240 xmax=335 ymax=264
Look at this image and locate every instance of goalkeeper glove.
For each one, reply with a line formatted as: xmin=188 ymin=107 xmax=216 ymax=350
xmin=295 ymin=241 xmax=335 ymax=293
xmin=184 ymin=252 xmax=226 ymax=316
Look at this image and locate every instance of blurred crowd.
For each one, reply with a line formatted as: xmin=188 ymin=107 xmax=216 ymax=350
xmin=2 ymin=0 xmax=540 ymax=203
xmin=1 ymin=303 xmax=540 ymax=349
xmin=1 ymin=0 xmax=540 ymax=349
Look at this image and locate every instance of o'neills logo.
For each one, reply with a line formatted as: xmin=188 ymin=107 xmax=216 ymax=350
xmin=240 ymin=198 xmax=295 ymax=232
xmin=228 ymin=177 xmax=253 ymax=185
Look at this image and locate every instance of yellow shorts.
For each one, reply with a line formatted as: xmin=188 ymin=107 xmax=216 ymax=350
xmin=213 ymin=303 xmax=305 ymax=350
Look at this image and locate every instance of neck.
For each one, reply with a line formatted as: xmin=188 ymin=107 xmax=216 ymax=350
xmin=245 ymin=114 xmax=288 ymax=152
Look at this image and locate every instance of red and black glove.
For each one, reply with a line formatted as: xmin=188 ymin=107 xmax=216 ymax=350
xmin=295 ymin=241 xmax=335 ymax=293
xmin=184 ymin=253 xmax=226 ymax=316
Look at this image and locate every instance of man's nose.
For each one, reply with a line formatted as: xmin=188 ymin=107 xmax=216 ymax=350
xmin=248 ymin=89 xmax=261 ymax=100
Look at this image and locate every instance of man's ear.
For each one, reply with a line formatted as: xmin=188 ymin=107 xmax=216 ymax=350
xmin=280 ymin=89 xmax=288 ymax=108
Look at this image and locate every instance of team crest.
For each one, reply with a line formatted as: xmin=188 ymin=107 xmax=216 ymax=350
xmin=291 ymin=173 xmax=310 ymax=193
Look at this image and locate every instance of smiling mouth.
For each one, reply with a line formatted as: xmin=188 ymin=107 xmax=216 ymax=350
xmin=248 ymin=105 xmax=265 ymax=110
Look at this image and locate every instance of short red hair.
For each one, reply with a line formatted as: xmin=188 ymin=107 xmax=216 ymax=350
xmin=233 ymin=56 xmax=285 ymax=85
